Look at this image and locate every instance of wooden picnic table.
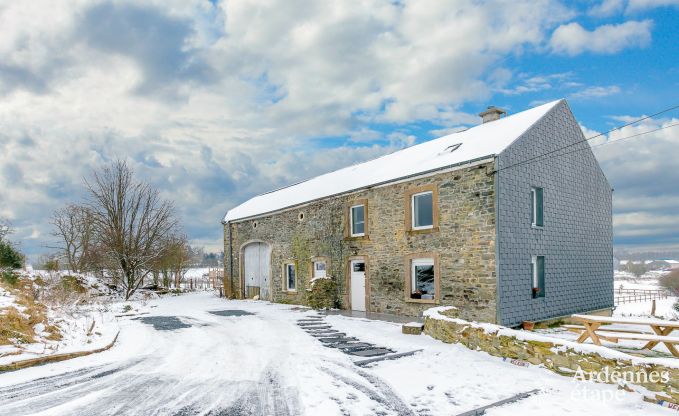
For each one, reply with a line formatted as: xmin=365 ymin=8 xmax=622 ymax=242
xmin=571 ymin=314 xmax=679 ymax=357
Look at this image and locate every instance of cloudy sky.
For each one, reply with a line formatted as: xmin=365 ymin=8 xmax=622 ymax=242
xmin=0 ymin=0 xmax=678 ymax=259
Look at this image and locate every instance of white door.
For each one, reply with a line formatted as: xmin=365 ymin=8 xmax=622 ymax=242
xmin=243 ymin=243 xmax=271 ymax=300
xmin=350 ymin=260 xmax=366 ymax=311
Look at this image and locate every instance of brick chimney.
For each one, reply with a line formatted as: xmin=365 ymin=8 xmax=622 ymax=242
xmin=478 ymin=106 xmax=507 ymax=123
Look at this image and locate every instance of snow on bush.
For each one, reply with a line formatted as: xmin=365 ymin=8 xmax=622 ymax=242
xmin=305 ymin=276 xmax=337 ymax=310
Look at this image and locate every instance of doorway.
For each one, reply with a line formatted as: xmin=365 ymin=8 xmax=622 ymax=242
xmin=350 ymin=260 xmax=366 ymax=311
xmin=242 ymin=242 xmax=271 ymax=300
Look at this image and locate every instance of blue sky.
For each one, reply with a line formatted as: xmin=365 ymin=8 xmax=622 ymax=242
xmin=0 ymin=0 xmax=678 ymax=259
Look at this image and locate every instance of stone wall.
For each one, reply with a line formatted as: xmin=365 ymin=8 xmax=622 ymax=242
xmin=424 ymin=307 xmax=679 ymax=403
xmin=224 ymin=160 xmax=498 ymax=322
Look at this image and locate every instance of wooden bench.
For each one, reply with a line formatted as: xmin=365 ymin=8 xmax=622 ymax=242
xmin=562 ymin=324 xmax=652 ymax=335
xmin=571 ymin=314 xmax=679 ymax=357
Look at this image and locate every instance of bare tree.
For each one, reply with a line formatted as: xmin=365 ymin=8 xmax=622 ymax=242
xmin=151 ymin=234 xmax=192 ymax=289
xmin=86 ymin=160 xmax=177 ymax=300
xmin=169 ymin=234 xmax=192 ymax=289
xmin=0 ymin=218 xmax=11 ymax=242
xmin=51 ymin=204 xmax=94 ymax=274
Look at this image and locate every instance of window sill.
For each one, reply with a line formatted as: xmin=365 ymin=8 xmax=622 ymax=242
xmin=345 ymin=235 xmax=370 ymax=242
xmin=406 ymin=297 xmax=438 ymax=304
xmin=531 ymin=225 xmax=544 ymax=230
xmin=284 ymin=290 xmax=298 ymax=294
xmin=407 ymin=227 xmax=439 ymax=236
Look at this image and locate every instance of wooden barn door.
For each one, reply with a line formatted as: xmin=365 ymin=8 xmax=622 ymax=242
xmin=243 ymin=242 xmax=271 ymax=300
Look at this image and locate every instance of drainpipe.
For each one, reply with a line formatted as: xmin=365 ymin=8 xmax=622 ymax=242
xmin=493 ymin=157 xmax=502 ymax=325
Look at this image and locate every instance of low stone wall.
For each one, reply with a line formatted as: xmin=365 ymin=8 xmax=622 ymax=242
xmin=423 ymin=307 xmax=679 ymax=404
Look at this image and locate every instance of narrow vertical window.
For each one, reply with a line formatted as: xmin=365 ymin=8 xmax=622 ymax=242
xmin=531 ymin=187 xmax=544 ymax=227
xmin=531 ymin=256 xmax=545 ymax=298
xmin=412 ymin=191 xmax=434 ymax=229
xmin=285 ymin=263 xmax=296 ymax=291
xmin=350 ymin=204 xmax=365 ymax=236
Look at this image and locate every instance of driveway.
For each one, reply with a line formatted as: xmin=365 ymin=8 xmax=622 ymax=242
xmin=0 ymin=293 xmax=666 ymax=415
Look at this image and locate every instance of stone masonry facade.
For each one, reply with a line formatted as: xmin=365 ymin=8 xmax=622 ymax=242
xmin=224 ymin=161 xmax=498 ymax=322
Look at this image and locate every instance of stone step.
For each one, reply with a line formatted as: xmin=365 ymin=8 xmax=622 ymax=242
xmin=297 ymin=321 xmax=328 ymax=326
xmin=303 ymin=326 xmax=332 ymax=331
xmin=318 ymin=337 xmax=358 ymax=344
xmin=310 ymin=332 xmax=345 ymax=338
xmin=331 ymin=342 xmax=373 ymax=350
xmin=347 ymin=348 xmax=393 ymax=357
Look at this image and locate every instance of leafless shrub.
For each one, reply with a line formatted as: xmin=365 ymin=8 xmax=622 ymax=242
xmin=51 ymin=204 xmax=94 ymax=274
xmin=660 ymin=269 xmax=679 ymax=296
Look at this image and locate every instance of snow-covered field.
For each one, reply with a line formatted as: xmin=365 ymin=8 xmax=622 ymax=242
xmin=0 ymin=293 xmax=668 ymax=415
xmin=613 ymin=270 xmax=678 ymax=320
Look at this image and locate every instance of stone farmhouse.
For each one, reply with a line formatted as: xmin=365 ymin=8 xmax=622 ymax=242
xmin=222 ymin=99 xmax=613 ymax=327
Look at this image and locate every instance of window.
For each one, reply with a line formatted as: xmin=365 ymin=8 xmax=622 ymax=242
xmin=412 ymin=191 xmax=434 ymax=230
xmin=313 ymin=260 xmax=326 ymax=278
xmin=350 ymin=204 xmax=365 ymax=237
xmin=410 ymin=258 xmax=435 ymax=300
xmin=531 ymin=187 xmax=544 ymax=227
xmin=531 ymin=256 xmax=545 ymax=298
xmin=285 ymin=263 xmax=296 ymax=291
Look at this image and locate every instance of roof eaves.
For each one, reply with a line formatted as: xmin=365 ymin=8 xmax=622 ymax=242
xmin=225 ymin=154 xmax=496 ymax=223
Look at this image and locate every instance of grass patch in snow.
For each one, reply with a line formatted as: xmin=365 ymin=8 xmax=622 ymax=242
xmin=0 ymin=275 xmax=61 ymax=346
xmin=0 ymin=271 xmax=18 ymax=287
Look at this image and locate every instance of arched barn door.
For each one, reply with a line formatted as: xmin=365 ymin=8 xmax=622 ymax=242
xmin=242 ymin=242 xmax=271 ymax=300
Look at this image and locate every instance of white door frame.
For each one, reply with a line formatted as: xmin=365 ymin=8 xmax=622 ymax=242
xmin=350 ymin=259 xmax=367 ymax=312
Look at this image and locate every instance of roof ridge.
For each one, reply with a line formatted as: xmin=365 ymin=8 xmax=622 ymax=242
xmin=223 ymin=99 xmax=564 ymax=222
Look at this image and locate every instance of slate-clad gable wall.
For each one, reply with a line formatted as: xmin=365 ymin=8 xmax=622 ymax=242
xmin=496 ymin=100 xmax=613 ymax=327
xmin=224 ymin=163 xmax=498 ymax=322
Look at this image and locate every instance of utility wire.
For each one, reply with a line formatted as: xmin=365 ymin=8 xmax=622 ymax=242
xmin=496 ymin=122 xmax=679 ymax=170
xmin=591 ymin=122 xmax=679 ymax=149
xmin=494 ymin=104 xmax=679 ymax=173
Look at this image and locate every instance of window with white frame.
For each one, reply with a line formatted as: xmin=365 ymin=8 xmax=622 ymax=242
xmin=531 ymin=187 xmax=544 ymax=227
xmin=410 ymin=258 xmax=435 ymax=300
xmin=285 ymin=263 xmax=296 ymax=291
xmin=350 ymin=204 xmax=365 ymax=236
xmin=531 ymin=255 xmax=545 ymax=298
xmin=313 ymin=260 xmax=327 ymax=278
xmin=412 ymin=191 xmax=434 ymax=230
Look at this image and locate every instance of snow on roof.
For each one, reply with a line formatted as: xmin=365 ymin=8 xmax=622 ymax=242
xmin=224 ymin=99 xmax=563 ymax=222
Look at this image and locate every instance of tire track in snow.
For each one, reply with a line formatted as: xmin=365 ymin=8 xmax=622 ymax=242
xmin=0 ymin=359 xmax=142 ymax=404
xmin=322 ymin=363 xmax=416 ymax=416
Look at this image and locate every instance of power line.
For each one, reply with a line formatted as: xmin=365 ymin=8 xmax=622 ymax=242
xmin=494 ymin=104 xmax=679 ymax=173
xmin=498 ymin=122 xmax=679 ymax=169
xmin=591 ymin=122 xmax=679 ymax=148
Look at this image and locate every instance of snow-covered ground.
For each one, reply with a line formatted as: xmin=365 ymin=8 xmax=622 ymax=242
xmin=0 ymin=293 xmax=668 ymax=415
xmin=613 ymin=269 xmax=677 ymax=320
xmin=0 ymin=272 xmax=120 ymax=366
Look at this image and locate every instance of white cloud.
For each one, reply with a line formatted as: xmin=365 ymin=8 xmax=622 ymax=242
xmin=549 ymin=20 xmax=653 ymax=55
xmin=585 ymin=117 xmax=679 ymax=245
xmin=587 ymin=0 xmax=678 ymax=16
xmin=626 ymin=0 xmax=679 ymax=12
xmin=569 ymin=85 xmax=621 ymax=100
xmin=588 ymin=0 xmax=625 ymax=17
xmin=497 ymin=72 xmax=574 ymax=95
